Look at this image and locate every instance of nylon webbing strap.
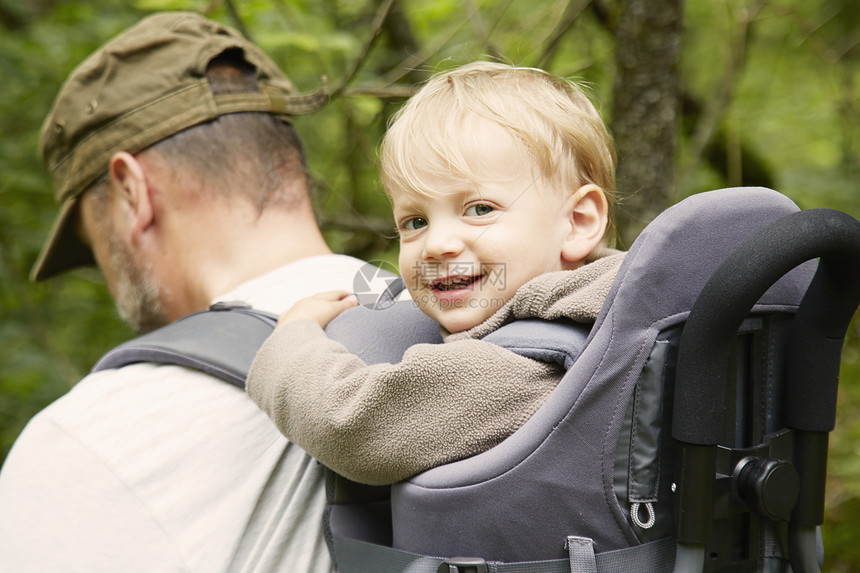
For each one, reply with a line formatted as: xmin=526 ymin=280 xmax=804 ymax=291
xmin=332 ymin=535 xmax=675 ymax=573
xmin=566 ymin=537 xmax=596 ymax=573
xmin=595 ymin=537 xmax=675 ymax=571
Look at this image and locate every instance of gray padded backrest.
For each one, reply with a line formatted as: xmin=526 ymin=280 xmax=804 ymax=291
xmin=327 ymin=299 xmax=443 ymax=364
xmin=388 ymin=187 xmax=816 ymax=562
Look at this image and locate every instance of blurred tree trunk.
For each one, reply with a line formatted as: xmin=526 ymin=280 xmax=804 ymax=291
xmin=611 ymin=0 xmax=683 ymax=247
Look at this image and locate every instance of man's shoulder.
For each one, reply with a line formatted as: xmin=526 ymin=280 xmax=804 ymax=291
xmin=217 ymin=254 xmax=372 ymax=314
xmin=0 ymin=363 xmax=313 ymax=572
xmin=22 ymin=364 xmax=275 ymax=461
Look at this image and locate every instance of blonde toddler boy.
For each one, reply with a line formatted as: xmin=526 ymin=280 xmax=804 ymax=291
xmin=247 ymin=62 xmax=624 ymax=485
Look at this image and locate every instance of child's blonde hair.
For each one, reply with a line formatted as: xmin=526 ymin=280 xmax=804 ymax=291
xmin=381 ymin=61 xmax=617 ymax=241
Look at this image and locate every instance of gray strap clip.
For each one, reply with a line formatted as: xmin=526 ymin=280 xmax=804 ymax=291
xmin=436 ymin=557 xmax=488 ymax=573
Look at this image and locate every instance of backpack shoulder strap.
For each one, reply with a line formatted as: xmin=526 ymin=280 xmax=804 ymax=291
xmin=91 ymin=302 xmax=277 ymax=388
xmin=484 ymin=317 xmax=592 ymax=369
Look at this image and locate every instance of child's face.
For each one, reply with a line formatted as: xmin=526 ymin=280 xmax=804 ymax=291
xmin=393 ymin=119 xmax=576 ymax=333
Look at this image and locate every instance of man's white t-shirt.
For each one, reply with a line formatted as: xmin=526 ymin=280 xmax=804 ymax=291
xmin=0 ymin=254 xmax=369 ymax=573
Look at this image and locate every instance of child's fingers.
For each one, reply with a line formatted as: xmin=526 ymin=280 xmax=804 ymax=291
xmin=323 ymin=294 xmax=360 ymax=320
xmin=277 ymin=291 xmax=359 ymax=329
xmin=337 ymin=294 xmax=360 ymax=309
xmin=309 ymin=290 xmax=354 ymax=302
xmin=315 ymin=293 xmax=359 ymax=328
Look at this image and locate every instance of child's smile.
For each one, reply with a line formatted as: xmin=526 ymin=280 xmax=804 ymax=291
xmin=431 ymin=274 xmax=482 ymax=291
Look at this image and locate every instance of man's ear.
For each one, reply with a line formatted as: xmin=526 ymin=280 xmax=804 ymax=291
xmin=561 ymin=184 xmax=609 ymax=264
xmin=108 ymin=151 xmax=154 ymax=247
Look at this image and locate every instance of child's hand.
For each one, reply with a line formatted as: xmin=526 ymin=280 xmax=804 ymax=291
xmin=277 ymin=290 xmax=359 ymax=330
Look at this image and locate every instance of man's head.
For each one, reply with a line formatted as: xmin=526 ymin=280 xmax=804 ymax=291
xmin=33 ymin=11 xmax=327 ymax=283
xmin=381 ymin=62 xmax=616 ymax=333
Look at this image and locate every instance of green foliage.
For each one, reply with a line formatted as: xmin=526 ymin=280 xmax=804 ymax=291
xmin=0 ymin=0 xmax=858 ymax=565
xmin=823 ymin=315 xmax=860 ymax=571
xmin=0 ymin=1 xmax=143 ymax=464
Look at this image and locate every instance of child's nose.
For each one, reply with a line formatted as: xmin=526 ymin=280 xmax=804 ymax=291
xmin=422 ymin=224 xmax=465 ymax=260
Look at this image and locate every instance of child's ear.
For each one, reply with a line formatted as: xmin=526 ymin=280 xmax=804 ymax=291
xmin=561 ymin=184 xmax=609 ymax=265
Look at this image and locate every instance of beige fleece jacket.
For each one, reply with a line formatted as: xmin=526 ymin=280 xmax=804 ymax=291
xmin=247 ymin=252 xmax=625 ymax=485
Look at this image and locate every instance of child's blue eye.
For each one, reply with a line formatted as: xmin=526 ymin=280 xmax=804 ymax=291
xmin=465 ymin=204 xmax=494 ymax=217
xmin=403 ymin=217 xmax=428 ymax=231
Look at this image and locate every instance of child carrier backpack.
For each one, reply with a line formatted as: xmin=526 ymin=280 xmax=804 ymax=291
xmin=321 ymin=186 xmax=860 ymax=573
xmin=91 ymin=186 xmax=860 ymax=573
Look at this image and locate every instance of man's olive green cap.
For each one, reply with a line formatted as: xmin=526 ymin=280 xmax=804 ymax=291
xmin=31 ymin=11 xmax=327 ymax=281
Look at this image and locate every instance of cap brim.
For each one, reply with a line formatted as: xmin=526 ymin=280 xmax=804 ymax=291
xmin=30 ymin=195 xmax=95 ymax=281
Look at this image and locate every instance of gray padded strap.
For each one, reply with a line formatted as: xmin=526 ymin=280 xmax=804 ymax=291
xmin=332 ymin=535 xmax=675 ymax=573
xmin=92 ymin=302 xmax=277 ymax=388
xmin=484 ymin=318 xmax=591 ymax=369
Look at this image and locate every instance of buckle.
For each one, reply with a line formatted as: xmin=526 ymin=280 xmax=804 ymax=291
xmin=437 ymin=557 xmax=488 ymax=573
xmin=209 ymin=301 xmax=252 ymax=311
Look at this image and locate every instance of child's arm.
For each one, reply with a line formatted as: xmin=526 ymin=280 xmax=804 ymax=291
xmin=246 ymin=321 xmax=562 ymax=486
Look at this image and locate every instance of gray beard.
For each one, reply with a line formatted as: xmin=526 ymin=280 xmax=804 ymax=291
xmin=107 ymin=232 xmax=170 ymax=334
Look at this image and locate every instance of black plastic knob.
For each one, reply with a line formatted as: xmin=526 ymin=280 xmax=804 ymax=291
xmin=734 ymin=457 xmax=800 ymax=520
